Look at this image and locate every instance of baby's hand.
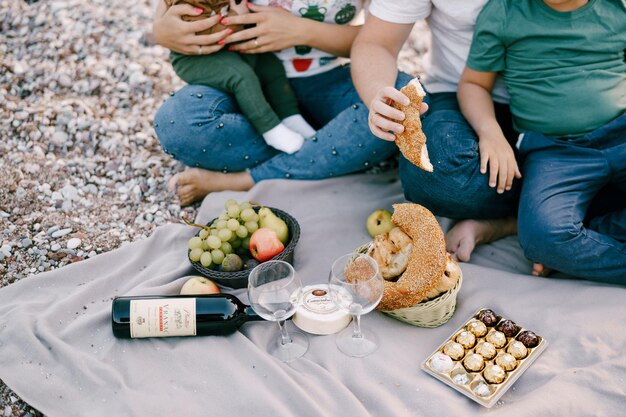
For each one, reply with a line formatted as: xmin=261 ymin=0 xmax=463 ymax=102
xmin=478 ymin=134 xmax=522 ymax=193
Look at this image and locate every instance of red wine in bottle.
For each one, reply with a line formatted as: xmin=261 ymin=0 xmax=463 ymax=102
xmin=111 ymin=294 xmax=263 ymax=338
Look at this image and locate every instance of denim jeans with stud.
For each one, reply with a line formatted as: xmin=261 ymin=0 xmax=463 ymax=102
xmin=517 ymin=114 xmax=626 ymax=284
xmin=154 ymin=65 xmax=413 ymax=182
xmin=398 ymin=92 xmax=520 ymax=219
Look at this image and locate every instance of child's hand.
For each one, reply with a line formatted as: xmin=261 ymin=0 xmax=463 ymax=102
xmin=478 ymin=134 xmax=522 ymax=193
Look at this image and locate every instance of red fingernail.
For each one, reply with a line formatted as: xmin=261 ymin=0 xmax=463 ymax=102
xmin=227 ymin=46 xmax=235 ymax=51
xmin=194 ymin=7 xmax=203 ymax=14
xmin=226 ymin=28 xmax=233 ymax=35
xmin=221 ymin=18 xmax=228 ymax=24
xmin=218 ymin=39 xmax=225 ymax=45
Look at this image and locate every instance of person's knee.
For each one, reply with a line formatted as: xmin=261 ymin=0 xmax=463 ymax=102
xmin=399 ymin=157 xmax=516 ymax=219
xmin=422 ymin=110 xmax=479 ymax=166
xmin=518 ymin=213 xmax=581 ymax=263
xmin=154 ymin=85 xmax=234 ymax=152
xmin=154 ymin=96 xmax=181 ymax=152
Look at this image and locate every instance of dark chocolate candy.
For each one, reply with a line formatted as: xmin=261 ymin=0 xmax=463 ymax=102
xmin=497 ymin=319 xmax=520 ymax=337
xmin=477 ymin=309 xmax=498 ymax=327
xmin=517 ymin=330 xmax=540 ymax=348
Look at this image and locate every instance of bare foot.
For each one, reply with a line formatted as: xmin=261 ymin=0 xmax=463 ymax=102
xmin=532 ymin=263 xmax=553 ymax=277
xmin=167 ymin=168 xmax=254 ymax=206
xmin=445 ymin=217 xmax=518 ymax=262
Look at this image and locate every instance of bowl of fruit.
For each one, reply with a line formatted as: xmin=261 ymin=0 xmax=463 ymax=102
xmin=185 ymin=200 xmax=300 ymax=289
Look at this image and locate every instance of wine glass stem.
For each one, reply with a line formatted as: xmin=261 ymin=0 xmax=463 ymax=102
xmin=351 ymin=314 xmax=363 ymax=339
xmin=277 ymin=319 xmax=292 ymax=345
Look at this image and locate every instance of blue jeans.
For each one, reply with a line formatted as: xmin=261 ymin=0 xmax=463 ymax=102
xmin=517 ymin=114 xmax=626 ymax=284
xmin=154 ymin=65 xmax=412 ymax=182
xmin=398 ymin=92 xmax=520 ymax=219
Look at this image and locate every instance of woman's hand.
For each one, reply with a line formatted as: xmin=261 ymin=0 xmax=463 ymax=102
xmin=152 ymin=4 xmax=231 ymax=55
xmin=368 ymin=86 xmax=429 ymax=141
xmin=222 ymin=3 xmax=302 ymax=53
xmin=478 ymin=133 xmax=522 ymax=193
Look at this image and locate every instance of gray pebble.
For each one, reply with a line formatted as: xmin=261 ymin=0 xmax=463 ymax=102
xmin=60 ymin=185 xmax=79 ymax=201
xmin=51 ymin=131 xmax=69 ymax=146
xmin=47 ymin=226 xmax=60 ymax=235
xmin=67 ymin=238 xmax=81 ymax=250
xmin=15 ymin=187 xmax=27 ymax=199
xmin=50 ymin=244 xmax=61 ymax=252
xmin=51 ymin=228 xmax=72 ymax=238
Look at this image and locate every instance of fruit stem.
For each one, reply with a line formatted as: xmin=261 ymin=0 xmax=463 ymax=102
xmin=180 ymin=215 xmax=211 ymax=231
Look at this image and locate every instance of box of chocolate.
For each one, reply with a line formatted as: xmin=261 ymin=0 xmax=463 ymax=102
xmin=421 ymin=308 xmax=547 ymax=408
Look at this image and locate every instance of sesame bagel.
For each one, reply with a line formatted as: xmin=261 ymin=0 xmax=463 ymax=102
xmin=391 ymin=78 xmax=433 ymax=172
xmin=376 ymin=203 xmax=447 ymax=311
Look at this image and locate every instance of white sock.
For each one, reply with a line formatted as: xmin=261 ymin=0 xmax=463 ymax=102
xmin=282 ymin=115 xmax=316 ymax=138
xmin=263 ymin=123 xmax=305 ymax=154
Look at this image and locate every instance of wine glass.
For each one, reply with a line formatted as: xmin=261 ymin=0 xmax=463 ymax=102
xmin=248 ymin=260 xmax=309 ymax=362
xmin=328 ymin=253 xmax=384 ymax=357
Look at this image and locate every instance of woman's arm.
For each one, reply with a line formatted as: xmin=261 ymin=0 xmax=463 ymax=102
xmin=222 ymin=3 xmax=360 ymax=57
xmin=152 ymin=0 xmax=231 ymax=55
xmin=351 ymin=15 xmax=418 ymax=140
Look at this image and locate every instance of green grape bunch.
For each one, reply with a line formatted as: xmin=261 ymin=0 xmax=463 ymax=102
xmin=186 ymin=200 xmax=261 ymax=272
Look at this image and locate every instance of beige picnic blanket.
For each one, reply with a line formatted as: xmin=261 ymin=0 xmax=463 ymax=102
xmin=0 ymin=171 xmax=624 ymax=417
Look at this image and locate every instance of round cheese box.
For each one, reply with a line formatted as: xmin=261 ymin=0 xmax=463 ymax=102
xmin=293 ymin=285 xmax=351 ymax=335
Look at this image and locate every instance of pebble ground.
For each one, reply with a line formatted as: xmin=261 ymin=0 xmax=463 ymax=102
xmin=0 ymin=0 xmax=428 ymax=413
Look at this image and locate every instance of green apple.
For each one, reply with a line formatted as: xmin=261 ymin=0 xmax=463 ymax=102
xmin=366 ymin=209 xmax=394 ymax=237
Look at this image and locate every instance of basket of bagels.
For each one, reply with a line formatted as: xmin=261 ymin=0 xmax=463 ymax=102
xmin=355 ymin=203 xmax=462 ymax=327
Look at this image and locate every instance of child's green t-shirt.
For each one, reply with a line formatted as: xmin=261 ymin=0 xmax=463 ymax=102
xmin=467 ymin=0 xmax=626 ymax=137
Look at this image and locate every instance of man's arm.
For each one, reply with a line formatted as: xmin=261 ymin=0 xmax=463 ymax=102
xmin=351 ymin=16 xmax=420 ymax=141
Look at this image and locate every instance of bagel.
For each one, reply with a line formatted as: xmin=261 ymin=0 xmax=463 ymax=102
xmin=367 ymin=227 xmax=413 ymax=280
xmin=376 ymin=203 xmax=448 ymax=311
xmin=423 ymin=254 xmax=461 ymax=300
xmin=391 ymin=78 xmax=433 ymax=172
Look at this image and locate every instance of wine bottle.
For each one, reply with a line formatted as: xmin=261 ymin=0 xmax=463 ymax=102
xmin=111 ymin=293 xmax=263 ymax=338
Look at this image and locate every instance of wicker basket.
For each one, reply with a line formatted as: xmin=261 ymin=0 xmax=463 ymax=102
xmin=353 ymin=243 xmax=462 ymax=328
xmin=189 ymin=206 xmax=300 ymax=289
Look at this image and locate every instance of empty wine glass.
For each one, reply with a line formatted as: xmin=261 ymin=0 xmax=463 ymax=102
xmin=328 ymin=253 xmax=384 ymax=357
xmin=248 ymin=260 xmax=308 ymax=362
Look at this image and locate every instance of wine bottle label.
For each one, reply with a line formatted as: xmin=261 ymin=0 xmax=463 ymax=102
xmin=130 ymin=298 xmax=196 ymax=338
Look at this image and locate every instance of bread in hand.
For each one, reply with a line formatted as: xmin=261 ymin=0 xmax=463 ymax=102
xmin=391 ymin=78 xmax=433 ymax=172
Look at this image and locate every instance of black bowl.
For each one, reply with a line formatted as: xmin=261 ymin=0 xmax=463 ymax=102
xmin=188 ymin=206 xmax=300 ymax=289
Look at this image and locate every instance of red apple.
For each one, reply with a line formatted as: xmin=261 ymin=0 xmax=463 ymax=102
xmin=249 ymin=228 xmax=285 ymax=262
